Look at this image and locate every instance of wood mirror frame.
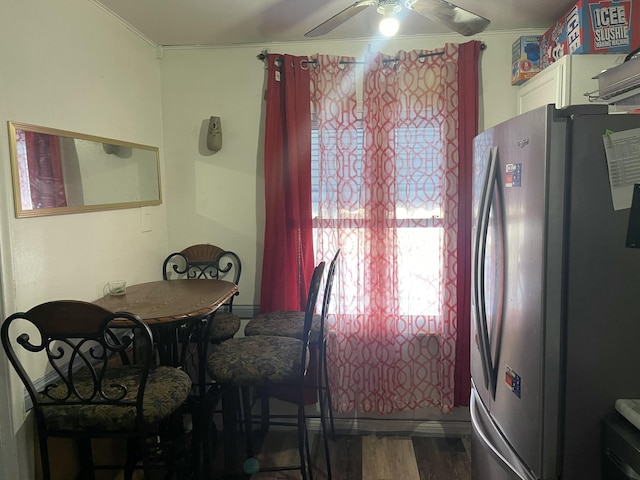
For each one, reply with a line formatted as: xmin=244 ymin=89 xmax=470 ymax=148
xmin=7 ymin=121 xmax=162 ymax=218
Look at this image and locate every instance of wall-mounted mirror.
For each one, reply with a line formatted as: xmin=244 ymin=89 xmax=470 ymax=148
xmin=7 ymin=122 xmax=162 ymax=218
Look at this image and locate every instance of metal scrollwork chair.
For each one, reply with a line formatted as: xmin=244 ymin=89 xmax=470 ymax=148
xmin=244 ymin=249 xmax=340 ymax=445
xmin=163 ymin=243 xmax=242 ymax=343
xmin=204 ymin=261 xmax=330 ymax=480
xmin=0 ymin=300 xmax=192 ymax=480
xmin=162 ymin=243 xmax=243 ymax=467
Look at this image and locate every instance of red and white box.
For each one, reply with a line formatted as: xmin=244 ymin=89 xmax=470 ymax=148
xmin=539 ymin=0 xmax=640 ymax=70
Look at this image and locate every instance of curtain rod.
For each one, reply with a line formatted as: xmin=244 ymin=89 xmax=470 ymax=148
xmin=256 ymin=42 xmax=485 ymax=66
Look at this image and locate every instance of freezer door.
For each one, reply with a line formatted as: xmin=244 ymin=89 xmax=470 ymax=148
xmin=471 ymin=384 xmax=537 ymax=480
xmin=472 ymin=105 xmax=561 ymax=479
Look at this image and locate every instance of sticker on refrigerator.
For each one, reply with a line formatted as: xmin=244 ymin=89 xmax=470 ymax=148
xmin=505 ymin=163 xmax=522 ymax=188
xmin=505 ymin=366 xmax=522 ymax=398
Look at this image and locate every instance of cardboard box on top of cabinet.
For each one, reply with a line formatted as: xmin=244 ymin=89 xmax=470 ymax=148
xmin=512 ymin=35 xmax=541 ymax=85
xmin=539 ymin=0 xmax=639 ymax=70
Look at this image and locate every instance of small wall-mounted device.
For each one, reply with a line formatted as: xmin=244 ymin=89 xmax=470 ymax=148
xmin=207 ymin=116 xmax=222 ymax=152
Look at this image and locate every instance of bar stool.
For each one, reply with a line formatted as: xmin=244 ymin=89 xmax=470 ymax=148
xmin=203 ymin=261 xmax=329 ymax=479
xmin=244 ymin=249 xmax=340 ymax=444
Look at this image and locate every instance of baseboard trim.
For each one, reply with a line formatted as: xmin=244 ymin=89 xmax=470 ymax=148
xmin=306 ymin=417 xmax=471 ymax=437
xmin=233 ymin=304 xmax=260 ymax=319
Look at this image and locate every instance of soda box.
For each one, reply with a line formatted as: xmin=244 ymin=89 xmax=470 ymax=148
xmin=539 ymin=0 xmax=639 ymax=70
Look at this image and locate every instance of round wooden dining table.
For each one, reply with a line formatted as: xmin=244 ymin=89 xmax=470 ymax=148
xmin=94 ymin=279 xmax=238 ymax=326
xmin=94 ymin=279 xmax=238 ymax=366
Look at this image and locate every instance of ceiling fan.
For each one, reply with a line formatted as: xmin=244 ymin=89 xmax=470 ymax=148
xmin=305 ymin=0 xmax=490 ymax=38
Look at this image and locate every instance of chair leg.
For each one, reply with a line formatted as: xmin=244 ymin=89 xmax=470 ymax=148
xmin=124 ymin=437 xmax=140 ymax=480
xmin=183 ymin=400 xmax=201 ymax=477
xmin=36 ymin=433 xmax=52 ymax=480
xmin=241 ymin=386 xmax=255 ymax=459
xmin=204 ymin=382 xmax=243 ymax=477
xmin=322 ymin=340 xmax=336 ymax=440
xmin=165 ymin=409 xmax=194 ymax=480
xmin=76 ymin=438 xmax=95 ymax=480
xmin=315 ymin=343 xmax=333 ymax=479
xmin=222 ymin=387 xmax=240 ymax=474
xmin=317 ymin=394 xmax=333 ymax=480
xmin=297 ymin=404 xmax=309 ymax=480
xmin=316 ymin=344 xmax=329 ymax=428
xmin=241 ymin=386 xmax=268 ymax=475
xmin=202 ymin=385 xmax=218 ymax=478
xmin=260 ymin=388 xmax=270 ymax=434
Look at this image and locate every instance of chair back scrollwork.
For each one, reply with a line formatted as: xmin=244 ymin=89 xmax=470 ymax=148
xmin=163 ymin=243 xmax=241 ymax=311
xmin=2 ymin=301 xmax=152 ymax=428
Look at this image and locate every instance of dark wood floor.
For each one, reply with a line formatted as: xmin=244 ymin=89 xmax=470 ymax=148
xmin=210 ymin=430 xmax=471 ymax=480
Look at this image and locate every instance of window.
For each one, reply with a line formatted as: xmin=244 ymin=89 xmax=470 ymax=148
xmin=311 ymin=111 xmax=445 ymax=325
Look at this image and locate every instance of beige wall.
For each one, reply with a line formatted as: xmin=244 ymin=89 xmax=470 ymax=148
xmin=159 ymin=30 xmax=543 ymax=307
xmin=0 ymin=0 xmax=167 ymax=477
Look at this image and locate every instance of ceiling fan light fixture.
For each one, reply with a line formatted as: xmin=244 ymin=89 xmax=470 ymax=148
xmin=305 ymin=0 xmax=490 ymax=39
xmin=377 ymin=2 xmax=401 ymax=37
xmin=379 ymin=14 xmax=400 ymax=36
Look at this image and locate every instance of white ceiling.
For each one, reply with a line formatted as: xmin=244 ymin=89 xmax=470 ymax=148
xmin=92 ymin=0 xmax=577 ymax=47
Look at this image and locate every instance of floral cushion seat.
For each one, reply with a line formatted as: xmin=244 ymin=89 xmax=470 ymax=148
xmin=41 ymin=365 xmax=192 ymax=432
xmin=207 ymin=335 xmax=308 ymax=386
xmin=209 ymin=311 xmax=241 ymax=342
xmin=244 ymin=311 xmax=322 ymax=345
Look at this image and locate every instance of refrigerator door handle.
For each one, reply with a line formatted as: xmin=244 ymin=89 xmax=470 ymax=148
xmin=471 ymin=387 xmax=537 ymax=480
xmin=473 ymin=146 xmax=498 ymax=396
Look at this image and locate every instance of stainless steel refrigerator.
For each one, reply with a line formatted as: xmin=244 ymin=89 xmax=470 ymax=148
xmin=471 ymin=104 xmax=640 ymax=480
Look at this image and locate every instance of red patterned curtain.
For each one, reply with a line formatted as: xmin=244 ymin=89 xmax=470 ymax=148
xmin=23 ymin=131 xmax=67 ymax=209
xmin=260 ymin=53 xmax=316 ymax=313
xmin=312 ymin=42 xmax=480 ymax=414
xmin=454 ymin=40 xmax=482 ymax=407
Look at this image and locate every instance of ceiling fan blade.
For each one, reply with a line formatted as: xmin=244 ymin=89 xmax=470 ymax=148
xmin=305 ymin=0 xmax=376 ymax=37
xmin=405 ymin=0 xmax=490 ymax=36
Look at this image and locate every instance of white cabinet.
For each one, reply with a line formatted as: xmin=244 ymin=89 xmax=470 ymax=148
xmin=517 ymin=54 xmax=626 ymax=114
